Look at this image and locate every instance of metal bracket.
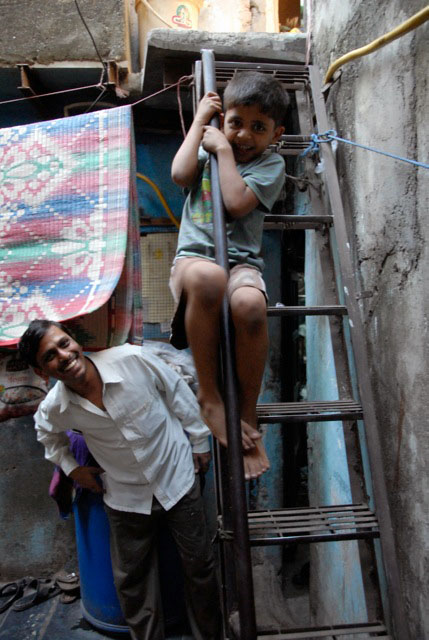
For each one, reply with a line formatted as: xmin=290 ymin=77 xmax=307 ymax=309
xmin=322 ymin=68 xmax=342 ymax=98
xmin=106 ymin=60 xmax=119 ymax=88
xmin=17 ymin=64 xmax=36 ymax=96
xmin=218 ymin=529 xmax=234 ymax=541
xmin=105 ymin=60 xmax=130 ymax=98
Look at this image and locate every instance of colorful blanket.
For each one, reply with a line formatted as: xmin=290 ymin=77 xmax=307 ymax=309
xmin=0 ymin=106 xmax=142 ymax=348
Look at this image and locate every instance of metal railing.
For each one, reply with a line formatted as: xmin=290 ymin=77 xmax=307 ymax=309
xmin=201 ymin=48 xmax=257 ymax=640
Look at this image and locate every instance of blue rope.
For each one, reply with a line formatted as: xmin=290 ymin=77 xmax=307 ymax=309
xmin=301 ymin=129 xmax=429 ymax=169
xmin=300 ymin=133 xmax=321 ymax=156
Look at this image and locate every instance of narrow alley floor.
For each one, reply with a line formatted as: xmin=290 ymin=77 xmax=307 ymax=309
xmin=0 ymin=593 xmax=193 ymax=640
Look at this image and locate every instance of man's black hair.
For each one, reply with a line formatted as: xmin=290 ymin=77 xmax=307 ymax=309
xmin=223 ymin=71 xmax=289 ymax=127
xmin=19 ymin=319 xmax=74 ymax=368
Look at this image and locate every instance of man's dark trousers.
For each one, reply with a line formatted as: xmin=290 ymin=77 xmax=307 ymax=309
xmin=106 ymin=478 xmax=222 ymax=640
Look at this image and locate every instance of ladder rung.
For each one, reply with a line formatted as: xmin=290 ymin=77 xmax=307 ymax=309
xmin=249 ymin=515 xmax=378 ymax=530
xmin=257 ymin=400 xmax=363 ymax=423
xmin=246 ymin=504 xmax=379 ymax=545
xmin=267 ymin=305 xmax=347 ymax=316
xmin=277 ymin=134 xmax=313 ymax=156
xmin=256 ymin=621 xmax=389 ymax=638
xmin=252 ymin=503 xmax=372 ymax=516
xmin=264 ymin=214 xmax=333 ymax=229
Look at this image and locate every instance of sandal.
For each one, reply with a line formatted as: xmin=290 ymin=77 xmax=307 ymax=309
xmin=0 ymin=580 xmax=25 ymax=613
xmin=12 ymin=578 xmax=41 ymax=611
xmin=54 ymin=571 xmax=80 ymax=593
xmin=11 ymin=578 xmax=61 ymax=611
xmin=39 ymin=579 xmax=61 ymax=600
xmin=60 ymin=592 xmax=78 ymax=604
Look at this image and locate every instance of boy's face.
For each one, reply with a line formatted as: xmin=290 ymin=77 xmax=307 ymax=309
xmin=222 ymin=104 xmax=284 ymax=164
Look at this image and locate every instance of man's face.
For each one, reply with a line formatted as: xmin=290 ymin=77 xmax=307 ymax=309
xmin=222 ymin=103 xmax=284 ymax=164
xmin=35 ymin=325 xmax=87 ymax=384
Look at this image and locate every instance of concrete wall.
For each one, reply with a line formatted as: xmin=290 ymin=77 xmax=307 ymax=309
xmin=200 ymin=0 xmax=251 ymax=32
xmin=0 ymin=0 xmax=129 ymax=66
xmin=199 ymin=0 xmax=278 ymax=33
xmin=0 ymin=415 xmax=76 ymax=580
xmin=310 ymin=2 xmax=429 ymax=637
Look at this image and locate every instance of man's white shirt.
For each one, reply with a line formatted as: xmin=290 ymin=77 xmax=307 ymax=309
xmin=34 ymin=344 xmax=210 ymax=514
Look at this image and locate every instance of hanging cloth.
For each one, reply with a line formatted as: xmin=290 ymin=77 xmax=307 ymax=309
xmin=0 ymin=106 xmax=142 ymax=348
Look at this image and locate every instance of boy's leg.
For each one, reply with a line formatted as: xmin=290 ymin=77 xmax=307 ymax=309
xmin=229 ymin=267 xmax=271 ymax=477
xmin=170 ymin=258 xmax=262 ymax=450
xmin=170 ymin=258 xmax=229 ymax=446
xmin=230 ymin=285 xmax=268 ymax=430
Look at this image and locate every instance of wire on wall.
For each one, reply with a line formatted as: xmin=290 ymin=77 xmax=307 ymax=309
xmin=74 ymin=0 xmax=107 ymax=79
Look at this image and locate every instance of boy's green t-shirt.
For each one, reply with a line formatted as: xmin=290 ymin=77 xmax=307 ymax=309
xmin=175 ymin=148 xmax=285 ymax=272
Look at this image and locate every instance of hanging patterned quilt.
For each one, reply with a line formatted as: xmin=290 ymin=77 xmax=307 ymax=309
xmin=0 ymin=105 xmax=142 ymax=348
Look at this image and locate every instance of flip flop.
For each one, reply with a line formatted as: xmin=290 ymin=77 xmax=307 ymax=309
xmin=59 ymin=591 xmax=78 ymax=604
xmin=11 ymin=578 xmax=61 ymax=612
xmin=39 ymin=579 xmax=61 ymax=600
xmin=0 ymin=581 xmax=24 ymax=613
xmin=54 ymin=571 xmax=80 ymax=593
xmin=11 ymin=578 xmax=41 ymax=611
xmin=53 ymin=570 xmax=79 ymax=584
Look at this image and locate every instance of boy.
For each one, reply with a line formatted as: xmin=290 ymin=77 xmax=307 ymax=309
xmin=170 ymin=72 xmax=288 ymax=479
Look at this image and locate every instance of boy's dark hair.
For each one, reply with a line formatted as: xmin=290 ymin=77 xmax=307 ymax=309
xmin=19 ymin=319 xmax=74 ymax=368
xmin=223 ymin=71 xmax=289 ymax=127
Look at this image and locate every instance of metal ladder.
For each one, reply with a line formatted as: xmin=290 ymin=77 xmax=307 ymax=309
xmin=194 ymin=50 xmax=409 ymax=640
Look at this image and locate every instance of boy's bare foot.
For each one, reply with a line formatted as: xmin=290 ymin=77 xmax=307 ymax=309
xmin=243 ymin=440 xmax=270 ymax=480
xmin=241 ymin=419 xmax=261 ymax=448
xmin=199 ymin=395 xmax=228 ymax=447
xmin=199 ymin=395 xmax=261 ymax=449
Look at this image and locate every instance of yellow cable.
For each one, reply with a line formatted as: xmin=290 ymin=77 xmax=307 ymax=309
xmin=324 ymin=5 xmax=429 ymax=84
xmin=137 ymin=172 xmax=180 ymax=229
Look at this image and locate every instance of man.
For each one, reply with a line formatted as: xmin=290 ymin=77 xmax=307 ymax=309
xmin=19 ymin=319 xmax=221 ymax=640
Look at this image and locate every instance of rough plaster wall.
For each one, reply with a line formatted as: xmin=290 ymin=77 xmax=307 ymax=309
xmin=310 ymin=1 xmax=429 ymax=637
xmin=199 ymin=0 xmax=251 ymax=32
xmin=250 ymin=0 xmax=266 ymax=32
xmin=199 ymin=0 xmax=277 ymax=32
xmin=0 ymin=415 xmax=76 ymax=580
xmin=0 ymin=0 xmax=127 ymax=66
xmin=252 ymin=0 xmax=278 ymax=33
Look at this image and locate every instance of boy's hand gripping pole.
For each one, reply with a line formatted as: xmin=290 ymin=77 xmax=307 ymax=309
xmin=201 ymin=48 xmax=257 ymax=640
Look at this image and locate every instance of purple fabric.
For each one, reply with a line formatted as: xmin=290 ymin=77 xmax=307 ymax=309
xmin=49 ymin=430 xmax=99 ymax=518
xmin=48 ymin=467 xmax=73 ymax=519
xmin=67 ymin=430 xmax=98 ymax=467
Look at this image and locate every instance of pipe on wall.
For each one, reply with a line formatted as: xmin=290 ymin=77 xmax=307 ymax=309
xmin=324 ymin=5 xmax=429 ymax=84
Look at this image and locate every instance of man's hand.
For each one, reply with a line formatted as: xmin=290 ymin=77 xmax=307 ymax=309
xmin=194 ymin=92 xmax=222 ymax=126
xmin=193 ymin=452 xmax=212 ymax=475
xmin=69 ymin=466 xmax=104 ymax=493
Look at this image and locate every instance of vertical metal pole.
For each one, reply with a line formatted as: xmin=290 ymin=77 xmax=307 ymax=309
xmin=201 ymin=48 xmax=257 ymax=640
xmin=192 ymin=61 xmax=233 ymax=634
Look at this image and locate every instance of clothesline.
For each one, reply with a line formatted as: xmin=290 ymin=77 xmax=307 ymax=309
xmin=301 ymin=129 xmax=429 ymax=169
xmin=0 ymin=74 xmax=193 ymax=109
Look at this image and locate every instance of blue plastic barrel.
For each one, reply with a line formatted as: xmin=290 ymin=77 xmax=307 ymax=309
xmin=73 ymin=489 xmax=190 ymax=635
xmin=72 ymin=492 xmax=129 ymax=634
